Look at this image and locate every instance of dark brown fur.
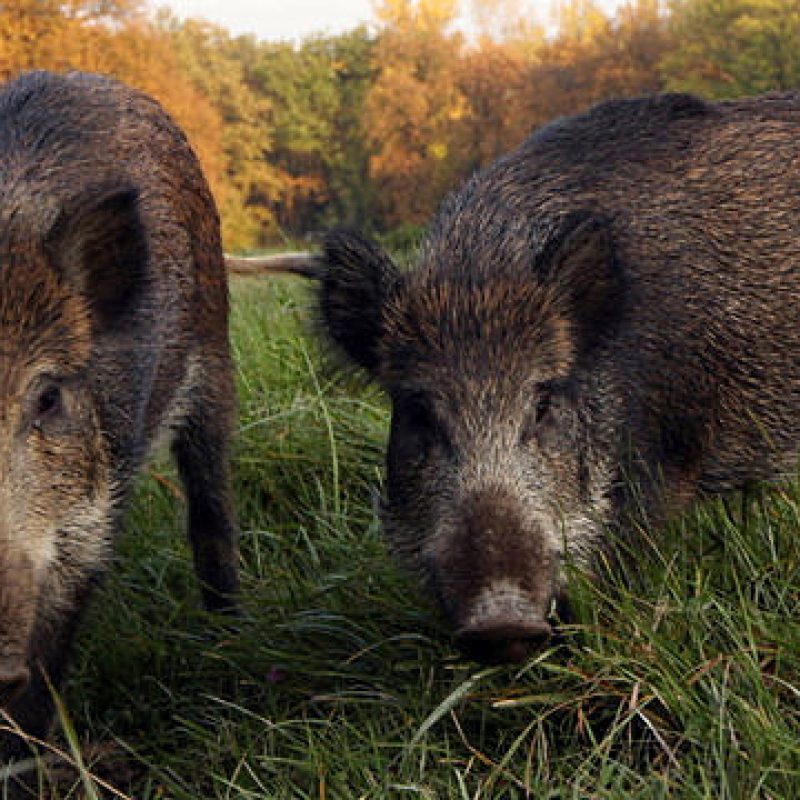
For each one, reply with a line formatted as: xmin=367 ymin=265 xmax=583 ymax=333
xmin=0 ymin=71 xmax=238 ymax=761
xmin=306 ymin=92 xmax=800 ymax=662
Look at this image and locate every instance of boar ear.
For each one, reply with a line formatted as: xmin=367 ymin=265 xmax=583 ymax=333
xmin=540 ymin=212 xmax=621 ymax=341
xmin=47 ymin=185 xmax=148 ymax=331
xmin=319 ymin=228 xmax=400 ymax=374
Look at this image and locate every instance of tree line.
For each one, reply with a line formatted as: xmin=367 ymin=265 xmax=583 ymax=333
xmin=1 ymin=0 xmax=798 ymax=250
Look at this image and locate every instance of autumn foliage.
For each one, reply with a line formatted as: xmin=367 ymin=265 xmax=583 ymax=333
xmin=0 ymin=0 xmax=798 ymax=250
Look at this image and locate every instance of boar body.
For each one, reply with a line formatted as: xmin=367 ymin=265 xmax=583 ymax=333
xmin=312 ymin=93 xmax=800 ymax=662
xmin=0 ymin=71 xmax=238 ymax=757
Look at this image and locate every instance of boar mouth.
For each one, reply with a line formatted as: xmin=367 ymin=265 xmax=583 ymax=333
xmin=451 ymin=580 xmax=557 ymax=664
xmin=455 ymin=618 xmax=553 ymax=664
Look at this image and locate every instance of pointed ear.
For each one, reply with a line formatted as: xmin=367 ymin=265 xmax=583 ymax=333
xmin=319 ymin=227 xmax=400 ymax=374
xmin=47 ymin=185 xmax=148 ymax=331
xmin=539 ymin=212 xmax=621 ymax=345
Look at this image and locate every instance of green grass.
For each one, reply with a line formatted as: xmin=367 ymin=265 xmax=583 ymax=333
xmin=15 ymin=278 xmax=800 ymax=798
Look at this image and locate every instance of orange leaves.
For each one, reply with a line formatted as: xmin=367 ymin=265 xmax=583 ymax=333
xmin=363 ymin=0 xmax=672 ymax=228
xmin=365 ymin=0 xmax=468 ymax=225
xmin=0 ymin=0 xmax=680 ymax=246
xmin=0 ymin=2 xmax=227 ymax=242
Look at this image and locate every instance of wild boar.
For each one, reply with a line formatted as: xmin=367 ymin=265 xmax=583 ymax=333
xmin=0 ymin=71 xmax=238 ymax=759
xmin=243 ymin=92 xmax=800 ymax=664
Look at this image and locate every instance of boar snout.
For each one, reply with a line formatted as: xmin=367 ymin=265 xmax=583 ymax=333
xmin=424 ymin=489 xmax=560 ymax=663
xmin=0 ymin=661 xmax=30 ymax=707
xmin=455 ymin=616 xmax=552 ymax=664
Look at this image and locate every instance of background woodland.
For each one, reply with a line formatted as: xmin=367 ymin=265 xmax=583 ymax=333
xmin=2 ymin=0 xmax=798 ymax=251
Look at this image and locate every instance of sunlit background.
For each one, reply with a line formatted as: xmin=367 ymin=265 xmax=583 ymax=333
xmin=1 ymin=0 xmax=797 ymax=253
xmin=154 ymin=0 xmax=628 ymax=41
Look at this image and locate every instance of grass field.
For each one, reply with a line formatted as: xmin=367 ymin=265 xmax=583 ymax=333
xmin=10 ymin=277 xmax=800 ymax=798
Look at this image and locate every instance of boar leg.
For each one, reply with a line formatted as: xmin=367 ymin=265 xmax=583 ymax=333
xmin=171 ymin=364 xmax=239 ymax=612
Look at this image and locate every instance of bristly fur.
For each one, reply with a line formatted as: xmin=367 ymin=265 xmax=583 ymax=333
xmin=0 ymin=70 xmax=239 ymax=761
xmin=303 ymin=90 xmax=800 ymax=662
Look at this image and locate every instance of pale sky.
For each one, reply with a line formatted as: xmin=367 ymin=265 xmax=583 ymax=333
xmin=152 ymin=1 xmax=626 ymax=43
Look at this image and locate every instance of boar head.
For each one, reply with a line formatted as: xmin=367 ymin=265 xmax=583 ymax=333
xmin=315 ymin=212 xmax=624 ymax=663
xmin=0 ymin=185 xmax=146 ymax=703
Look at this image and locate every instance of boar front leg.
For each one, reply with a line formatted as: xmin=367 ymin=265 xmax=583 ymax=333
xmin=171 ymin=357 xmax=239 ymax=612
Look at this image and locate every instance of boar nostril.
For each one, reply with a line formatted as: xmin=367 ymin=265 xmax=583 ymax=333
xmin=0 ymin=663 xmax=31 ymax=706
xmin=454 ymin=620 xmax=553 ymax=664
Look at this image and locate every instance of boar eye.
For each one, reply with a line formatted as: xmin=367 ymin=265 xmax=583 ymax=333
xmin=389 ymin=393 xmax=450 ymax=470
xmin=37 ymin=385 xmax=62 ymax=416
xmin=535 ymin=383 xmax=553 ymax=424
xmin=30 ymin=383 xmax=65 ymax=432
xmin=404 ymin=396 xmax=437 ymax=432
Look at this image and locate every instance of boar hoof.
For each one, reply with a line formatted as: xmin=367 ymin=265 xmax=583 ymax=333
xmin=454 ymin=620 xmax=553 ymax=664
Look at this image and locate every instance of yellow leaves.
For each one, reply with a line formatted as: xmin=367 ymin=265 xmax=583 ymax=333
xmin=447 ymin=95 xmax=468 ymax=121
xmin=363 ymin=0 xmax=675 ymax=227
xmin=375 ymin=0 xmax=460 ymax=31
xmin=551 ymin=0 xmax=610 ymax=45
xmin=427 ymin=141 xmax=448 ymax=160
xmin=2 ymin=0 xmax=769 ymax=246
xmin=364 ymin=0 xmax=468 ymax=224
